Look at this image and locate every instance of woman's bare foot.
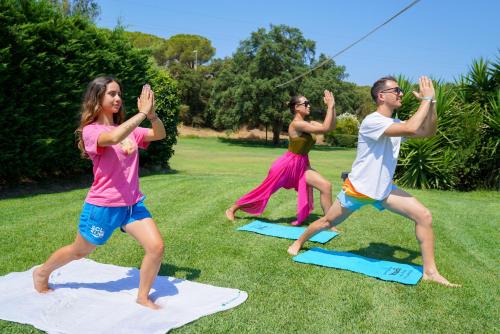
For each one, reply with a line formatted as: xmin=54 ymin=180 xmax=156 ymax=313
xmin=33 ymin=267 xmax=52 ymax=293
xmin=225 ymin=208 xmax=235 ymax=221
xmin=422 ymin=271 xmax=461 ymax=287
xmin=330 ymin=226 xmax=339 ymax=232
xmin=137 ymin=298 xmax=162 ymax=310
xmin=287 ymin=241 xmax=302 ymax=256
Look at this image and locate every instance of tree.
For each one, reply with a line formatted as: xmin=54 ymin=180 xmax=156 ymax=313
xmin=165 ymin=34 xmax=215 ymax=68
xmin=353 ymin=86 xmax=376 ymax=119
xmin=168 ymin=62 xmax=208 ymax=126
xmin=124 ymin=31 xmax=220 ymax=128
xmin=125 ymin=31 xmax=169 ymax=66
xmin=211 ymin=25 xmax=315 ymax=144
xmin=50 ymin=0 xmax=100 ymax=21
xmin=300 ymin=54 xmax=364 ymax=118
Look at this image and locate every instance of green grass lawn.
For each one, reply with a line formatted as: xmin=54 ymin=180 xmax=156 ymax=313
xmin=1 ymin=137 xmax=499 ymax=333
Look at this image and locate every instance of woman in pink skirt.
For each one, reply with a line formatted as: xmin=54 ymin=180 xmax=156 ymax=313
xmin=226 ymin=90 xmax=336 ymax=226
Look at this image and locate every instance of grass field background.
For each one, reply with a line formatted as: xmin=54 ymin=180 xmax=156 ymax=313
xmin=0 ymin=137 xmax=498 ymax=333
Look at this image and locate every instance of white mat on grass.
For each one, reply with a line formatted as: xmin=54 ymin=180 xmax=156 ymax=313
xmin=0 ymin=259 xmax=247 ymax=334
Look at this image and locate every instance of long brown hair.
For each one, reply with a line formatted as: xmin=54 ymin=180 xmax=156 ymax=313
xmin=75 ymin=76 xmax=125 ymax=158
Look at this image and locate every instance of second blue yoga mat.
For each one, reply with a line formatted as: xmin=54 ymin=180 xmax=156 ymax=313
xmin=237 ymin=220 xmax=338 ymax=244
xmin=293 ymin=247 xmax=423 ymax=285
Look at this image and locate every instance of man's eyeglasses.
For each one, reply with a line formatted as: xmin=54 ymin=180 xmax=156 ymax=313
xmin=297 ymin=100 xmax=310 ymax=107
xmin=380 ymin=87 xmax=404 ymax=95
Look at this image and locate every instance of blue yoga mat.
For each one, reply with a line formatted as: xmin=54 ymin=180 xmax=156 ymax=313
xmin=293 ymin=247 xmax=423 ymax=285
xmin=237 ymin=220 xmax=338 ymax=244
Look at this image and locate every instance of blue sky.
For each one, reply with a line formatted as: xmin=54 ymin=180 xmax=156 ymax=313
xmin=96 ymin=0 xmax=499 ymax=86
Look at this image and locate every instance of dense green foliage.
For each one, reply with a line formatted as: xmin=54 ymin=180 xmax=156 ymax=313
xmin=335 ymin=113 xmax=360 ymax=135
xmin=211 ymin=25 xmax=315 ymax=144
xmin=125 ymin=31 xmax=169 ymax=66
xmin=395 ymin=57 xmax=499 ymax=190
xmin=143 ymin=67 xmax=180 ymax=170
xmin=125 ymin=31 xmax=219 ymax=128
xmin=124 ymin=32 xmax=215 ymax=69
xmin=325 ymin=133 xmax=358 ymax=148
xmin=1 ymin=137 xmax=498 ymax=333
xmin=125 ymin=29 xmax=365 ymax=135
xmin=168 ymin=59 xmax=225 ymax=128
xmin=0 ymin=0 xmax=179 ymax=184
xmin=210 ymin=25 xmax=362 ymax=145
xmin=353 ymin=85 xmax=376 ymax=119
xmin=324 ymin=113 xmax=359 ymax=148
xmin=301 ymin=55 xmax=370 ymax=117
xmin=49 ymin=0 xmax=100 ymax=21
xmin=164 ymin=34 xmax=215 ymax=69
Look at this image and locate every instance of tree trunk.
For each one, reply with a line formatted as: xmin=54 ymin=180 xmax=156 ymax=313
xmin=272 ymin=122 xmax=282 ymax=146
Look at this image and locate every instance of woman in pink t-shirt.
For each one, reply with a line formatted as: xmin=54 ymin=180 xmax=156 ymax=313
xmin=33 ymin=76 xmax=167 ymax=310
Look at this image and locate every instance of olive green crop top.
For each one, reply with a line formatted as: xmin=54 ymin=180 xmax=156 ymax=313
xmin=288 ymin=132 xmax=316 ymax=155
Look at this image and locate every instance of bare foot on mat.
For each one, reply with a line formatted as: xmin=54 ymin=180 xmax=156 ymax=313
xmin=137 ymin=298 xmax=162 ymax=310
xmin=33 ymin=267 xmax=52 ymax=293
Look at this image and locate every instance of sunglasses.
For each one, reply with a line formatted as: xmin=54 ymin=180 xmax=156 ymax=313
xmin=380 ymin=87 xmax=404 ymax=95
xmin=297 ymin=100 xmax=310 ymax=107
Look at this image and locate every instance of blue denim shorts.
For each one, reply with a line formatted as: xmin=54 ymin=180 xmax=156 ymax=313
xmin=79 ymin=198 xmax=152 ymax=245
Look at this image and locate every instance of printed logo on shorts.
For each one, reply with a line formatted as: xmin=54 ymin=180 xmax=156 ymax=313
xmin=90 ymin=225 xmax=105 ymax=239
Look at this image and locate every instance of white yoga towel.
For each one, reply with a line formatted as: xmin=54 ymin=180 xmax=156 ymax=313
xmin=0 ymin=259 xmax=248 ymax=334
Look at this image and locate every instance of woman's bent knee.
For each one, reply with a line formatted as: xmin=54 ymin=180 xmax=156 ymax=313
xmin=146 ymin=241 xmax=164 ymax=258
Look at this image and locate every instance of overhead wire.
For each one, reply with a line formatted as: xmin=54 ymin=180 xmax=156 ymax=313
xmin=275 ymin=0 xmax=421 ymax=88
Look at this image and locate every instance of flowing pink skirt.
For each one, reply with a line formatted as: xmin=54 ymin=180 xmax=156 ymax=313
xmin=235 ymin=151 xmax=313 ymax=225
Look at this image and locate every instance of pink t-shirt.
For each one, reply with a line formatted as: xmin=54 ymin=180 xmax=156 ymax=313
xmin=82 ymin=123 xmax=150 ymax=206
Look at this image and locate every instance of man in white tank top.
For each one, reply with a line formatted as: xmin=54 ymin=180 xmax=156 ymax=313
xmin=288 ymin=76 xmax=459 ymax=287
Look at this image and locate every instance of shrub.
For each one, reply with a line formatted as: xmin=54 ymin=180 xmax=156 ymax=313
xmin=143 ymin=67 xmax=180 ymax=170
xmin=178 ymin=104 xmax=191 ymax=124
xmin=395 ymin=58 xmax=499 ymax=191
xmin=397 ymin=137 xmax=457 ymax=189
xmin=336 ymin=113 xmax=360 ymax=135
xmin=324 ymin=113 xmax=359 ymax=147
xmin=325 ymin=134 xmax=357 ymax=148
xmin=0 ymin=0 xmax=179 ymax=183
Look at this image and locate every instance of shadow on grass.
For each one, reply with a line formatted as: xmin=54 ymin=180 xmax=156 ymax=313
xmin=0 ymin=174 xmax=93 ymax=200
xmin=218 ymin=137 xmax=288 ymax=149
xmin=141 ymin=168 xmax=181 ymax=177
xmin=217 ymin=137 xmax=352 ymax=152
xmin=158 ymin=263 xmax=201 ymax=281
xmin=0 ymin=168 xmax=178 ymax=200
xmin=348 ymin=242 xmax=421 ymax=266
